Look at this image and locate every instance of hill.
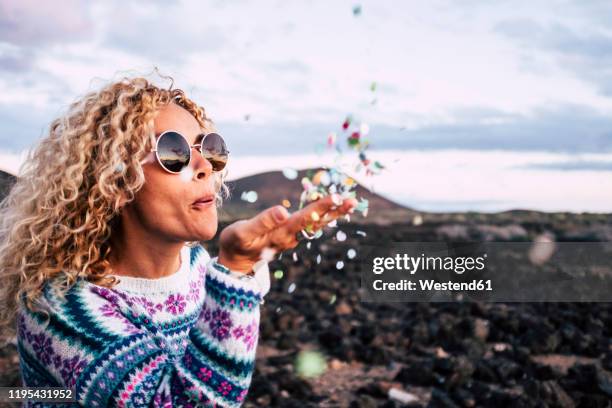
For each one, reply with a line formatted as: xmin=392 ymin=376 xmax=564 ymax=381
xmin=220 ymin=169 xmax=416 ymax=223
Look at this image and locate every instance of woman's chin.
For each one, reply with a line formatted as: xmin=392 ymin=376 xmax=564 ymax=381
xmin=193 ymin=226 xmax=218 ymax=242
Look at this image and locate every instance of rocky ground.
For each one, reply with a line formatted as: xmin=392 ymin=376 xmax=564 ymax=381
xmin=221 ymin=215 xmax=612 ymax=407
xmin=0 ymin=213 xmax=611 ymax=407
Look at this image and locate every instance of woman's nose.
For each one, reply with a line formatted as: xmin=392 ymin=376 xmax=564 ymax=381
xmin=191 ymin=148 xmax=213 ymax=180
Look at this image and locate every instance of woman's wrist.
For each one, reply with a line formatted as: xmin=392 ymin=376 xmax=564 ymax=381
xmin=217 ymin=252 xmax=254 ymax=275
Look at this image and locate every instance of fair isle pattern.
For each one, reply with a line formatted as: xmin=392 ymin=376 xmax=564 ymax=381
xmin=17 ymin=244 xmax=266 ymax=407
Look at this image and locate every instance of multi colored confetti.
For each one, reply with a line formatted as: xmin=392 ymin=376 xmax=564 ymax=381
xmin=282 ymin=167 xmax=298 ymax=180
xmin=295 ymin=350 xmax=327 ymax=378
xmin=240 ymin=191 xmax=258 ymax=203
xmin=316 ymin=254 xmax=322 ymax=264
xmin=274 ymin=270 xmax=284 ymax=279
xmin=336 ymin=230 xmax=347 ymax=242
xmin=329 ymin=294 xmax=337 ymax=304
xmin=282 ymin=199 xmax=291 ymax=208
xmin=336 ymin=261 xmax=345 ymax=270
xmin=356 ymin=230 xmax=367 ymax=237
xmin=347 ymin=248 xmax=357 ymax=259
xmin=288 ymin=283 xmax=296 ymax=293
xmin=292 ymin=252 xmax=298 ymax=262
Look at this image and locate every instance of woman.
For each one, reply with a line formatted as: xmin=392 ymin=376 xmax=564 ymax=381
xmin=0 ymin=77 xmax=356 ymax=407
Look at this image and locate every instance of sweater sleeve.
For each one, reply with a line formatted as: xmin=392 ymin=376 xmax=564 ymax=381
xmin=16 ymin=251 xmax=267 ymax=408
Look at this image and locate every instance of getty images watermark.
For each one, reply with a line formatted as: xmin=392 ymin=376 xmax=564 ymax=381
xmin=360 ymin=242 xmax=612 ymax=302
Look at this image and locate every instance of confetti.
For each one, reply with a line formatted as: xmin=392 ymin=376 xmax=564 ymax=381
xmin=342 ymin=116 xmax=351 ymax=130
xmin=260 ymin=247 xmax=276 ymax=263
xmin=276 ymin=307 xmax=282 ymax=313
xmin=295 ymin=350 xmax=327 ymax=378
xmin=329 ymin=294 xmax=337 ymax=304
xmin=330 ymin=194 xmax=342 ymax=206
xmin=282 ymin=168 xmax=298 ymax=180
xmin=412 ymin=214 xmax=423 ymax=226
xmin=347 ymin=248 xmax=357 ymax=259
xmin=288 ymin=283 xmax=296 ymax=293
xmin=311 ymin=212 xmax=320 ymax=222
xmin=336 ymin=230 xmax=347 ymax=242
xmin=356 ymin=230 xmax=367 ymax=237
xmin=343 ymin=177 xmax=355 ymax=187
xmin=306 ymin=242 xmax=311 ymax=250
xmin=293 ymin=252 xmax=298 ymax=262
xmin=327 ymin=132 xmax=336 ymax=147
xmin=240 ymin=191 xmax=258 ymax=203
xmin=327 ymin=219 xmax=337 ymax=228
xmin=336 ymin=261 xmax=345 ymax=270
xmin=274 ymin=270 xmax=284 ymax=279
xmin=316 ymin=254 xmax=322 ymax=264
xmin=282 ymin=199 xmax=291 ymax=208
xmin=355 ymin=198 xmax=369 ymax=217
xmin=313 ymin=170 xmax=331 ymax=186
xmin=360 ymin=123 xmax=370 ymax=135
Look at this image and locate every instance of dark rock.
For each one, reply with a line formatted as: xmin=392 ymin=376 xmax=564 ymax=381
xmin=492 ymin=357 xmax=523 ymax=382
xmin=532 ymin=362 xmax=565 ymax=381
xmin=350 ymin=395 xmax=377 ymax=408
xmin=395 ymin=359 xmax=441 ymax=386
xmin=474 ymin=360 xmax=499 ymax=383
xmin=524 ymin=379 xmax=575 ymax=407
xmin=450 ymin=388 xmax=476 ymax=408
xmin=273 ymin=370 xmax=313 ymax=399
xmin=277 ymin=332 xmax=298 ymax=350
xmin=428 ymin=388 xmax=460 ymax=408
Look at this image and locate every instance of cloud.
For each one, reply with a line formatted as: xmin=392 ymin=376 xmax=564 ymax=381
xmin=495 ymin=18 xmax=612 ymax=96
xmin=100 ymin=2 xmax=230 ymax=62
xmin=0 ymin=0 xmax=91 ymax=47
xmin=519 ymin=160 xmax=612 ymax=172
xmin=215 ymin=104 xmax=612 ymax=155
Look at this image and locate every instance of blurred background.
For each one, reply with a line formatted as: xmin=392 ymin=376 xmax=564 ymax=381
xmin=1 ymin=1 xmax=611 ymax=407
xmin=1 ymin=0 xmax=612 ymax=212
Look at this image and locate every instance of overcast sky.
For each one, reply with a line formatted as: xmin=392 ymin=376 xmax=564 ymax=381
xmin=1 ymin=0 xmax=612 ymax=211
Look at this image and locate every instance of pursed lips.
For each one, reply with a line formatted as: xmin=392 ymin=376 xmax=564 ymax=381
xmin=192 ymin=194 xmax=215 ymax=208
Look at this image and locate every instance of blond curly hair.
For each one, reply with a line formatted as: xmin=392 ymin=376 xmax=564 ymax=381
xmin=0 ymin=76 xmax=227 ymax=343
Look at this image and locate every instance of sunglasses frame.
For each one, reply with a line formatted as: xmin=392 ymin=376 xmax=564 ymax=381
xmin=151 ymin=130 xmax=229 ymax=174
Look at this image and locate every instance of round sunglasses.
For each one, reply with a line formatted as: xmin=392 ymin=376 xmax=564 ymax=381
xmin=151 ymin=130 xmax=229 ymax=174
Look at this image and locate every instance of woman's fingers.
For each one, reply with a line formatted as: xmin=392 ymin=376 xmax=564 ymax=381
xmin=240 ymin=205 xmax=291 ymax=240
xmin=270 ymin=195 xmax=357 ymax=249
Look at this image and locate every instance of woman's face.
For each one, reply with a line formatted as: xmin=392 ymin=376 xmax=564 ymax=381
xmin=127 ymin=103 xmax=219 ymax=242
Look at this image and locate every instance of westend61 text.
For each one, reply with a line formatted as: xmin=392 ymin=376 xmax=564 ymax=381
xmin=372 ymin=279 xmax=493 ymax=291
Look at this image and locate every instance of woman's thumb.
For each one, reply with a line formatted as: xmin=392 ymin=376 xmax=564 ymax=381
xmin=246 ymin=205 xmax=290 ymax=236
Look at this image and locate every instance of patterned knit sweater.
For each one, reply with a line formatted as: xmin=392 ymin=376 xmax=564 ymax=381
xmin=16 ymin=244 xmax=270 ymax=407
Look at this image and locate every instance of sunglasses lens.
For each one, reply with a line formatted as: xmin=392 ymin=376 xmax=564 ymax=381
xmin=201 ymin=133 xmax=228 ymax=171
xmin=157 ymin=131 xmax=190 ymax=173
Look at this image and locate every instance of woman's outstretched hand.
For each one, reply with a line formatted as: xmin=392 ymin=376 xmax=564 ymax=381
xmin=217 ymin=195 xmax=357 ymax=273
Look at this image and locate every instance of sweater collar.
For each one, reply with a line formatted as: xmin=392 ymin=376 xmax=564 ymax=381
xmin=109 ymin=245 xmax=192 ymax=294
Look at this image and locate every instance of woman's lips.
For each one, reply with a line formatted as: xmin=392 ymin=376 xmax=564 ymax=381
xmin=192 ymin=195 xmax=215 ymax=209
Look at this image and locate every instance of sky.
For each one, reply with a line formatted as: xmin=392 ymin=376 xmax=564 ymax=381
xmin=1 ymin=0 xmax=612 ymax=212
